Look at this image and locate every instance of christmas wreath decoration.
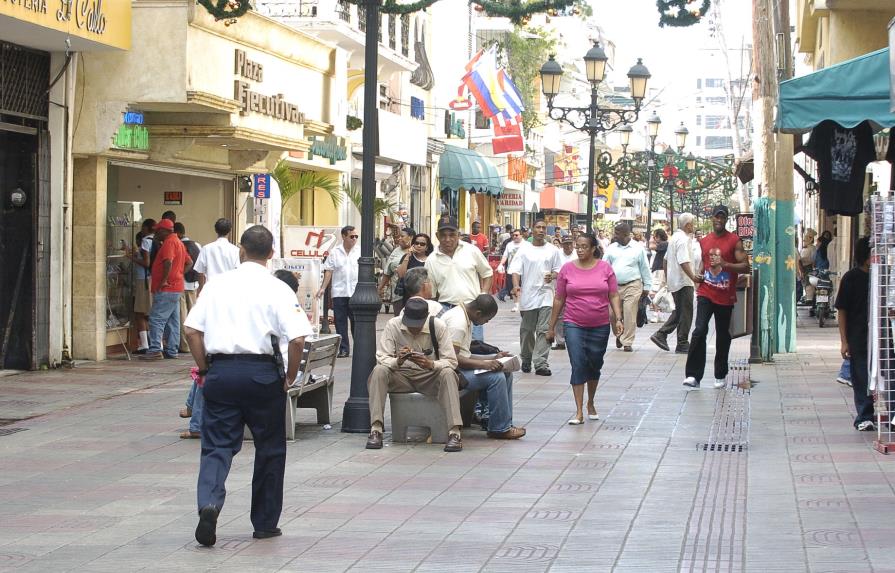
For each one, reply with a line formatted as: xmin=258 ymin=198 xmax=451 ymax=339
xmin=656 ymin=0 xmax=710 ymax=27
xmin=197 ymin=0 xmax=251 ymax=22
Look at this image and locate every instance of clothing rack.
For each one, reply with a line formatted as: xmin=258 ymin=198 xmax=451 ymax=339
xmin=870 ymin=196 xmax=894 ymax=453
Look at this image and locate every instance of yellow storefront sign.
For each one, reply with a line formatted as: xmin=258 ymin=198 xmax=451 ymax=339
xmin=0 ymin=0 xmax=131 ymax=50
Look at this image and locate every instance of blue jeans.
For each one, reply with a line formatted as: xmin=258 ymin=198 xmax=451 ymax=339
xmin=563 ymin=323 xmax=611 ymax=385
xmin=186 ymin=381 xmax=205 ymax=433
xmin=148 ymin=291 xmax=181 ymax=357
xmin=459 ymin=369 xmax=514 ymax=433
xmin=838 ymin=359 xmax=851 ymax=382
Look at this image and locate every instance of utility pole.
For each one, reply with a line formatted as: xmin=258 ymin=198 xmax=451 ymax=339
xmin=753 ymin=0 xmax=796 ymax=359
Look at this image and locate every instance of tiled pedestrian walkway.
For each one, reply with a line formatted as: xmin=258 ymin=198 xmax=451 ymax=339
xmin=0 ymin=305 xmax=892 ymax=572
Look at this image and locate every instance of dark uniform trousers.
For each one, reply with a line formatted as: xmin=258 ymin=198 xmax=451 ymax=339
xmin=199 ymin=356 xmax=286 ymax=532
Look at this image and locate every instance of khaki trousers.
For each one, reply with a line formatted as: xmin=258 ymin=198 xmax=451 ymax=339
xmin=368 ymin=364 xmax=463 ymax=430
xmin=612 ymin=279 xmax=643 ymax=347
xmin=179 ymin=290 xmax=198 ymax=352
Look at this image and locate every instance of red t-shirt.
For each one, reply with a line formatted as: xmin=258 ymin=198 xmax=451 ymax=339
xmin=696 ymin=230 xmax=741 ymax=306
xmin=151 ymin=235 xmax=192 ymax=293
xmin=470 ymin=233 xmax=488 ymax=253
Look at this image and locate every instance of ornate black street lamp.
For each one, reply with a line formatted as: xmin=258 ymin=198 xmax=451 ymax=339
xmin=644 ymin=111 xmax=661 ymax=232
xmin=539 ymin=44 xmax=650 ymax=234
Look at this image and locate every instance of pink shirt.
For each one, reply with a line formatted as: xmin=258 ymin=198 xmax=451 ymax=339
xmin=556 ymin=260 xmax=618 ymax=328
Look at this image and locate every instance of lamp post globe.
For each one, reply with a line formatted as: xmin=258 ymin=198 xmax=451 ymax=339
xmin=618 ymin=124 xmax=633 ymax=153
xmin=583 ymin=41 xmax=608 ymax=84
xmin=539 ymin=55 xmax=563 ymax=98
xmin=647 ymin=112 xmax=662 ymax=139
xmin=627 ymin=58 xmax=651 ymax=104
xmin=686 ymin=152 xmax=697 ymax=172
xmin=674 ymin=122 xmax=689 ymax=152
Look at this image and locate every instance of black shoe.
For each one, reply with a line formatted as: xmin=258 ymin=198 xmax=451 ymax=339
xmin=365 ymin=430 xmax=383 ymax=449
xmin=134 ymin=348 xmax=148 ymax=355
xmin=253 ymin=528 xmax=282 ymax=539
xmin=650 ymin=334 xmax=669 ymax=351
xmin=521 ymin=364 xmax=531 ymax=373
xmin=535 ymin=368 xmax=552 ymax=376
xmin=337 ymin=351 xmax=350 ymax=358
xmin=675 ymin=345 xmax=690 ymax=354
xmin=444 ymin=433 xmax=463 ymax=452
xmin=498 ymin=295 xmax=506 ymax=302
xmin=616 ymin=337 xmax=622 ymax=349
xmin=195 ymin=505 xmax=219 ymax=547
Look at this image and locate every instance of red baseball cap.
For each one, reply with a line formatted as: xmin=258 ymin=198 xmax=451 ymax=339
xmin=155 ymin=219 xmax=174 ymax=231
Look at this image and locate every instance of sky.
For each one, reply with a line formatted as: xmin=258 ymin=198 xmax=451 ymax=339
xmin=588 ymin=0 xmax=753 ymax=144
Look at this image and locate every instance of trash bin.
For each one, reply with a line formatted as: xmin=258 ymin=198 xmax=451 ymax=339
xmin=729 ymin=274 xmax=753 ymax=339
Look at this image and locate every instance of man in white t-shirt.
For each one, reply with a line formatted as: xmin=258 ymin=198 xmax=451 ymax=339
xmin=318 ymin=226 xmax=361 ymax=357
xmin=651 ymin=213 xmax=703 ymax=354
xmin=194 ymin=218 xmax=241 ymax=295
xmin=509 ymin=220 xmax=562 ymax=376
xmin=552 ymin=234 xmax=577 ymax=350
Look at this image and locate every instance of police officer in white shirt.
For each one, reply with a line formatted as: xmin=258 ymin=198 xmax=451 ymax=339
xmin=193 ymin=218 xmax=241 ymax=295
xmin=183 ymin=225 xmax=314 ymax=547
xmin=317 ymin=226 xmax=360 ymax=357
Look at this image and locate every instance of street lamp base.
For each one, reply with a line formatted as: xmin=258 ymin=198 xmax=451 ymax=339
xmin=341 ymin=396 xmax=372 ymax=434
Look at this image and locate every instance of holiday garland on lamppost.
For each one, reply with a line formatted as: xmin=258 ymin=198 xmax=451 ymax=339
xmin=197 ymin=0 xmax=584 ymax=434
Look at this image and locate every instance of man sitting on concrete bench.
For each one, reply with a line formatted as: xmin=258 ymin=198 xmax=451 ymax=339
xmin=366 ymin=297 xmax=464 ymax=452
xmin=442 ymin=295 xmax=526 ymax=440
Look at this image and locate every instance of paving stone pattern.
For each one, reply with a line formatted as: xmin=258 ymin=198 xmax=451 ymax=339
xmin=0 ymin=305 xmax=893 ymax=572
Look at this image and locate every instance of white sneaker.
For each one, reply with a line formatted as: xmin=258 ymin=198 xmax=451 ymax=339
xmin=713 ymin=379 xmax=726 ymax=389
xmin=857 ymin=420 xmax=876 ymax=432
xmin=682 ymin=377 xmax=699 ymax=388
xmin=511 ymin=305 xmax=518 ymax=312
xmin=836 ymin=376 xmax=853 ymax=387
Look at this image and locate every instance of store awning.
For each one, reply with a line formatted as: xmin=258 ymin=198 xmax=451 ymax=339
xmin=439 ymin=145 xmax=502 ymax=196
xmin=777 ymin=48 xmax=895 ymax=134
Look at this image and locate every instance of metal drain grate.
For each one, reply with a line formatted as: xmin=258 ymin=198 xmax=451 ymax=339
xmin=698 ymin=443 xmax=747 ymax=453
xmin=0 ymin=428 xmax=27 ymax=437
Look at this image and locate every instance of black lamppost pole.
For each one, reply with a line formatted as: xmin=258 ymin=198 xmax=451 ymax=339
xmin=342 ymin=0 xmax=382 ymax=433
xmin=645 ymin=111 xmax=660 ymax=233
xmin=539 ymin=44 xmax=650 ymax=234
xmin=660 ymin=123 xmax=690 ymax=232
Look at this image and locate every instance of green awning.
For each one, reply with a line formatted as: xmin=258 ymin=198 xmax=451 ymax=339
xmin=439 ymin=145 xmax=502 ymax=196
xmin=777 ymin=48 xmax=895 ymax=134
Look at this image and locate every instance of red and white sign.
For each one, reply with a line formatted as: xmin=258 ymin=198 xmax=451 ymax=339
xmin=498 ymin=189 xmax=524 ymax=212
xmin=282 ymin=226 xmax=341 ymax=258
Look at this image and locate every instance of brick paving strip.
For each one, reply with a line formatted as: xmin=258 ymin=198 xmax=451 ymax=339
xmin=0 ymin=311 xmax=893 ymax=572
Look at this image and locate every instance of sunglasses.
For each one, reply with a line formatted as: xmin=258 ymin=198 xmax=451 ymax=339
xmin=348 ymin=235 xmax=359 ymax=239
xmin=414 ymin=241 xmax=428 ymax=247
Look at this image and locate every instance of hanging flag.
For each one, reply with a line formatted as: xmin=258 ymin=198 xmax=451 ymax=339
xmin=492 ymin=116 xmax=524 ymax=154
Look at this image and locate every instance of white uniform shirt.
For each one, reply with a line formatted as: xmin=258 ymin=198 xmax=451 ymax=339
xmin=193 ymin=237 xmax=240 ymax=281
xmin=322 ymin=243 xmax=361 ymax=298
xmin=184 ymin=262 xmax=314 ymax=355
xmin=665 ymin=229 xmax=699 ymax=293
xmin=508 ymin=242 xmax=563 ymax=311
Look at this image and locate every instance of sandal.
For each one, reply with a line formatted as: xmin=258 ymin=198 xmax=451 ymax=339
xmin=587 ymin=405 xmax=599 ymax=420
xmin=179 ymin=407 xmax=192 ymax=419
xmin=568 ymin=415 xmax=585 ymax=425
xmin=179 ymin=430 xmax=200 ymax=439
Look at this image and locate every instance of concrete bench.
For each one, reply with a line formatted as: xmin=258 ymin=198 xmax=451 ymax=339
xmin=389 ymin=387 xmax=478 ymax=444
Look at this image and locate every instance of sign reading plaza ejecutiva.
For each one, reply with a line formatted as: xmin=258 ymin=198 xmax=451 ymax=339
xmin=234 ymin=49 xmax=304 ymax=124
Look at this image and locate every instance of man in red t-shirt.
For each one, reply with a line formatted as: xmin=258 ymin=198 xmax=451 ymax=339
xmin=141 ymin=219 xmax=194 ymax=360
xmin=683 ymin=205 xmax=750 ymax=389
xmin=469 ymin=221 xmax=489 ymax=253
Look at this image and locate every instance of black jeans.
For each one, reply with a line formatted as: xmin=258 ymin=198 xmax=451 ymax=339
xmin=849 ymin=341 xmax=874 ymax=427
xmin=656 ymin=286 xmax=694 ymax=347
xmin=332 ymin=296 xmax=355 ymax=354
xmin=685 ymin=297 xmax=733 ymax=383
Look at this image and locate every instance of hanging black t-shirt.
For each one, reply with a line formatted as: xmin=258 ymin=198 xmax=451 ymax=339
xmin=834 ymin=266 xmax=870 ymax=351
xmin=803 ymin=120 xmax=875 ymax=216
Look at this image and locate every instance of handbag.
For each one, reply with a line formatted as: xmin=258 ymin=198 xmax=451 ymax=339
xmin=636 ymin=294 xmax=650 ymax=328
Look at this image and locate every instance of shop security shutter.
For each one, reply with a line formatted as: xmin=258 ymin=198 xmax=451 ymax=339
xmin=0 ymin=42 xmax=50 ymax=121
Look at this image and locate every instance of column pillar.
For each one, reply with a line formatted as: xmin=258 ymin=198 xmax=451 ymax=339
xmin=72 ymin=156 xmax=108 ymax=361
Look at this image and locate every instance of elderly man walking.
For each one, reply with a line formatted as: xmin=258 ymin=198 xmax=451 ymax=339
xmin=650 ymin=213 xmax=702 ymax=354
xmin=509 ymin=220 xmax=562 ymax=375
xmin=604 ymin=222 xmax=651 ymax=352
xmin=425 ymin=216 xmax=493 ymax=341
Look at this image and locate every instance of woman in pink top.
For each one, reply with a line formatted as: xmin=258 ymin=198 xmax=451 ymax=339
xmin=547 ymin=234 xmax=623 ymax=425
